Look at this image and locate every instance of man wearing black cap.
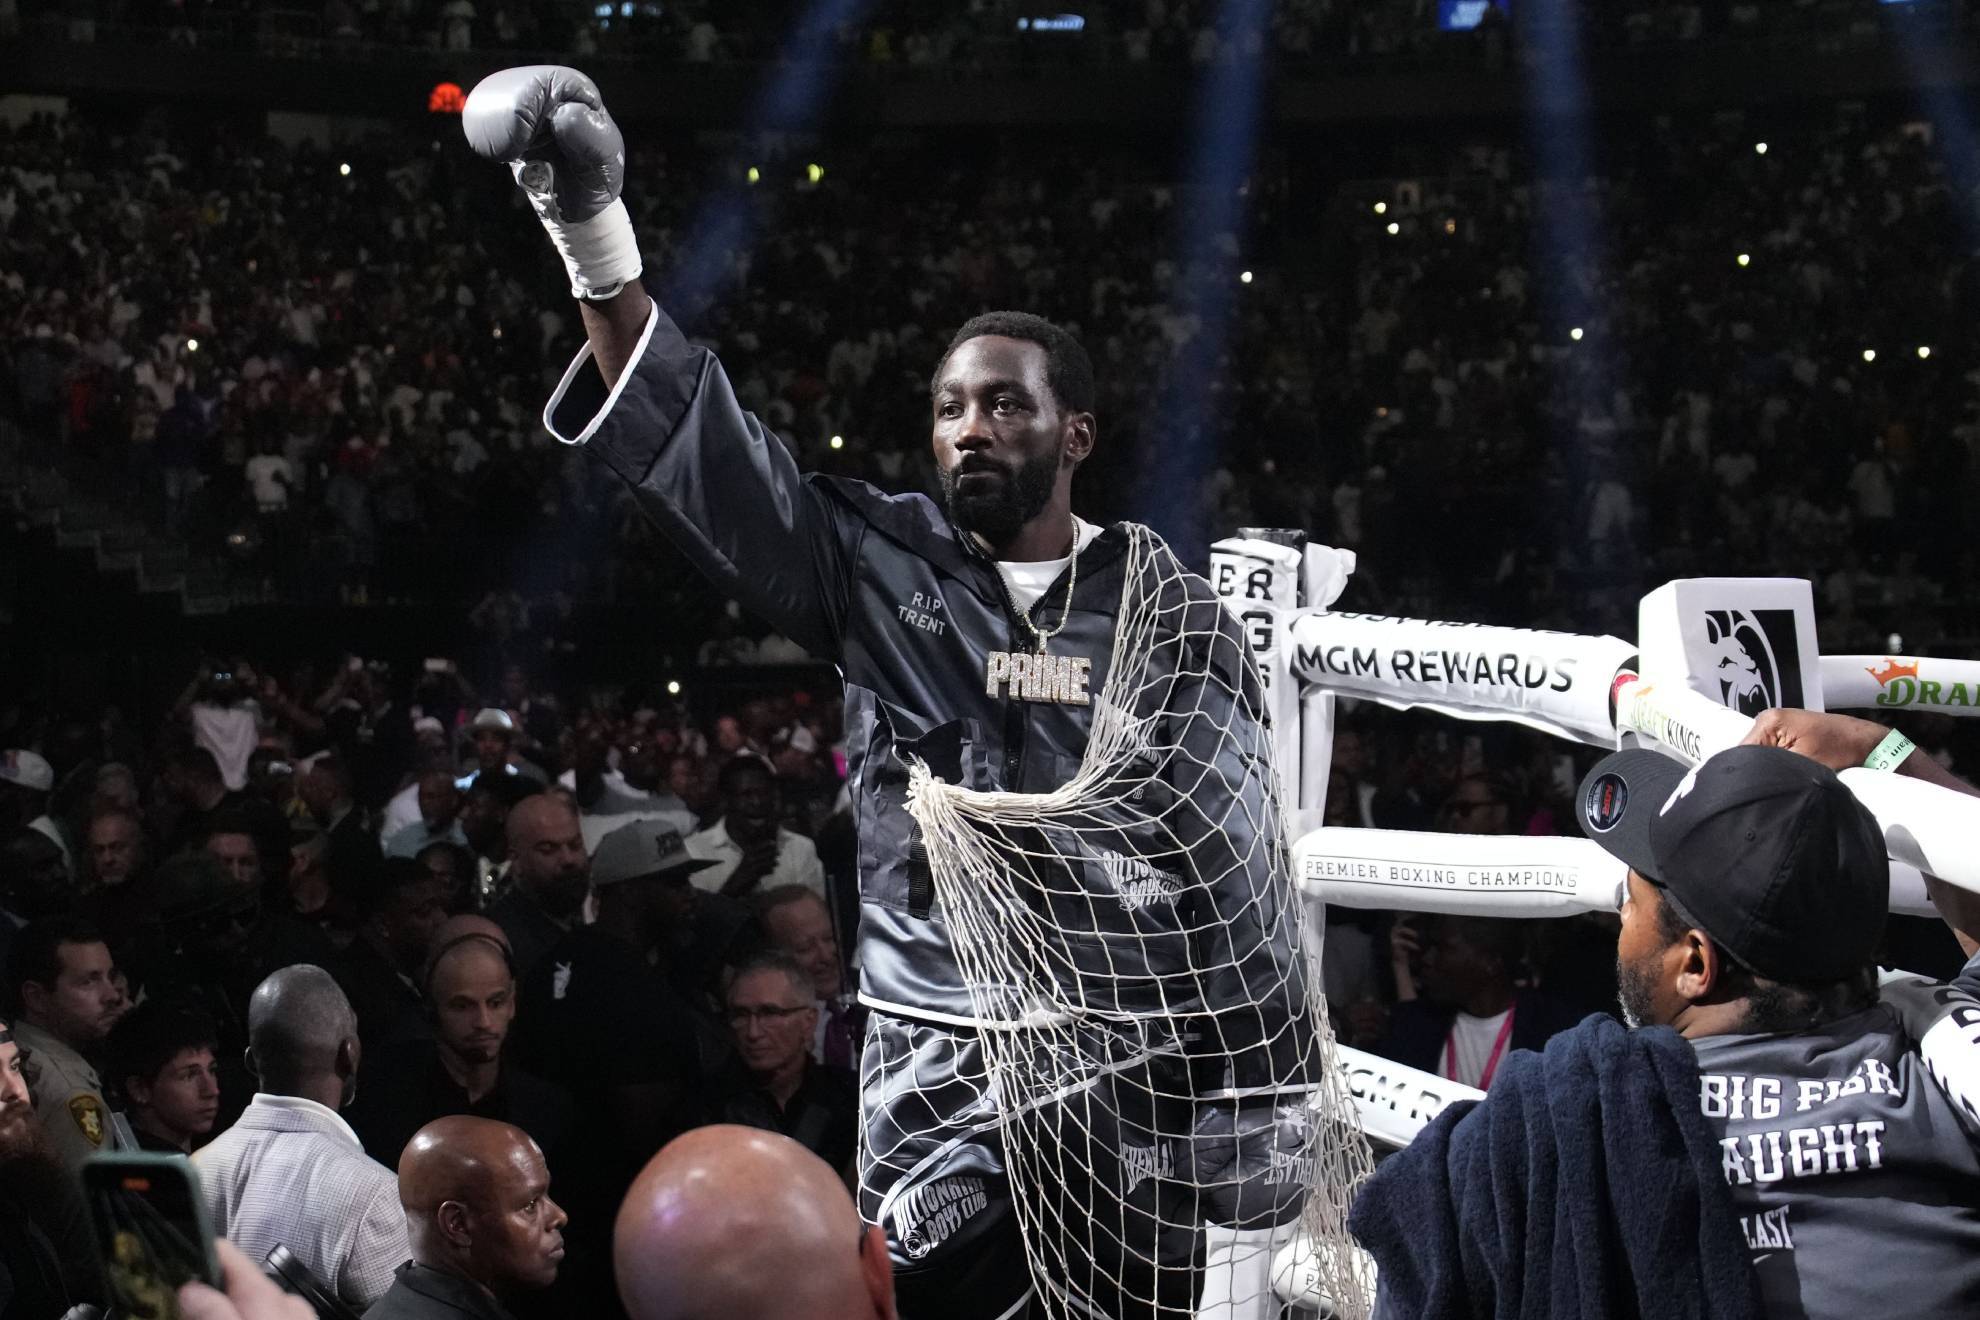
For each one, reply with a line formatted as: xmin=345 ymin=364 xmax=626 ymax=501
xmin=1352 ymin=742 xmax=1980 ymax=1320
xmin=510 ymin=824 xmax=713 ymax=1187
xmin=1576 ymin=742 xmax=1980 ymax=1320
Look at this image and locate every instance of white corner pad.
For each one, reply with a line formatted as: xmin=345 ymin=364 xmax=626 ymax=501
xmin=541 ymin=298 xmax=662 ymax=448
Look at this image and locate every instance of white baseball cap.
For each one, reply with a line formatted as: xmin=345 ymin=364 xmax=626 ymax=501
xmin=0 ymin=750 xmax=54 ymax=793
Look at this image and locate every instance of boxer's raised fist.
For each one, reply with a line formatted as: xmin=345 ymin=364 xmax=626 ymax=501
xmin=464 ymin=66 xmax=640 ymax=297
xmin=464 ymin=65 xmax=624 ymax=224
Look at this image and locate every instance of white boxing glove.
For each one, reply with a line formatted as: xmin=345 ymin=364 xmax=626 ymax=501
xmin=463 ymin=65 xmax=641 ymax=299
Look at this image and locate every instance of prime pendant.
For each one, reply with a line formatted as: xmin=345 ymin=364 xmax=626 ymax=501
xmin=986 ymin=649 xmax=1092 ymax=705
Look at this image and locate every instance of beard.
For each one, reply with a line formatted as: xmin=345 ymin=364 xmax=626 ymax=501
xmin=1616 ymin=953 xmax=1661 ymax=1030
xmin=0 ymin=1111 xmax=59 ymax=1192
xmin=939 ymin=446 xmax=1061 ymax=549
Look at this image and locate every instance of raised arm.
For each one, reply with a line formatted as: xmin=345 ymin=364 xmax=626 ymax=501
xmin=1745 ymin=707 xmax=1980 ymax=959
xmin=463 ymin=67 xmax=853 ymax=657
xmin=579 ymin=280 xmax=653 ymax=389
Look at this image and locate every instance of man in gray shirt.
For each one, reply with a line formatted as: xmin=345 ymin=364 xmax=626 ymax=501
xmin=1579 ymin=733 xmax=1980 ymax=1320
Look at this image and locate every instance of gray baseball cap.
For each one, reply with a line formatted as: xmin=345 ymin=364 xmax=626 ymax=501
xmin=592 ymin=823 xmax=719 ymax=887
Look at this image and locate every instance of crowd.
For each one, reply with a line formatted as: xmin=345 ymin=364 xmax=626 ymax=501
xmin=0 ymin=644 xmax=1975 ymax=1316
xmin=11 ymin=0 xmax=1977 ymax=70
xmin=9 ymin=102 xmax=1980 ymax=655
xmin=0 ymin=650 xmax=863 ymax=1315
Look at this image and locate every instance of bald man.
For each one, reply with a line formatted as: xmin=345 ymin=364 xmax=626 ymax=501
xmin=615 ymin=1126 xmax=896 ymax=1320
xmin=194 ymin=966 xmax=411 ymax=1309
xmin=364 ymin=1117 xmax=566 ymax=1320
xmin=485 ymin=796 xmax=590 ymax=978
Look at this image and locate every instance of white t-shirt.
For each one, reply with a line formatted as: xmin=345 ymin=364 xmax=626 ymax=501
xmin=686 ymin=820 xmax=825 ymax=897
xmin=1442 ymin=1007 xmax=1513 ymax=1090
xmin=244 ymin=454 xmax=292 ymax=509
xmin=997 ymin=517 xmax=1102 ymax=612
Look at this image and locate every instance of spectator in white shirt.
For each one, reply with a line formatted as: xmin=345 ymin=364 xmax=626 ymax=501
xmin=243 ymin=437 xmax=293 ymax=513
xmin=687 ymin=758 xmax=825 ymax=901
xmin=193 ymin=965 xmax=410 ymax=1309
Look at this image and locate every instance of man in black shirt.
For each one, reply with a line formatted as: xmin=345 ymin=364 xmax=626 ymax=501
xmin=511 ymin=824 xmax=713 ymax=1182
xmin=336 ymin=857 xmax=450 ymax=1052
xmin=106 ymin=1000 xmax=223 ymax=1154
xmin=709 ymin=951 xmax=858 ymax=1175
xmin=486 ymin=796 xmax=589 ymax=980
xmin=365 ymin=1116 xmax=567 ymax=1320
xmin=160 ymin=748 xmax=290 ymax=895
xmin=348 ymin=925 xmax=574 ymax=1170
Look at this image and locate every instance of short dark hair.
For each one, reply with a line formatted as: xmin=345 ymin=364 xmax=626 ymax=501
xmin=196 ymin=809 xmax=260 ymax=847
xmin=108 ymin=1000 xmax=218 ymax=1096
xmin=756 ymin=884 xmax=827 ymax=921
xmin=728 ymin=949 xmax=814 ymax=1005
xmin=935 ymin=311 xmax=1096 ymax=415
xmin=351 ymin=856 xmax=437 ymax=921
xmin=165 ymin=746 xmax=223 ymax=784
xmin=1427 ymin=913 xmax=1525 ymax=969
xmin=717 ymin=754 xmax=775 ymax=798
xmin=86 ymin=804 xmax=143 ymax=834
xmin=1654 ymin=887 xmax=1876 ymax=1033
xmin=6 ymin=915 xmax=106 ymax=1014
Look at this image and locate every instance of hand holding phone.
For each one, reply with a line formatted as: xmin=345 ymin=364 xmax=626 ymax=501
xmin=84 ymin=1153 xmax=221 ymax=1320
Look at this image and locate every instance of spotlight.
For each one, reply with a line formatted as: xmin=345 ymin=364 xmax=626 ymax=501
xmin=746 ymin=166 xmax=761 ymax=184
xmin=1754 ymin=142 xmax=1768 ymax=155
xmin=829 ymin=435 xmax=844 ymax=450
xmin=1239 ymin=270 xmax=1253 ymax=285
xmin=1443 ymin=219 xmax=1456 ymax=235
xmin=1385 ymin=221 xmax=1400 ymax=236
xmin=1862 ymin=349 xmax=1877 ymax=363
xmin=1736 ymin=253 xmax=1751 ymax=268
xmin=1373 ymin=201 xmax=1387 ymax=215
xmin=806 ymin=163 xmax=824 ymax=184
xmin=1917 ymin=345 xmax=1932 ymax=359
xmin=1569 ymin=327 xmax=1584 ymax=342
xmin=185 ymin=338 xmax=199 ymax=352
xmin=339 ymin=162 xmax=351 ymax=177
xmin=666 ymin=680 xmax=682 ymax=696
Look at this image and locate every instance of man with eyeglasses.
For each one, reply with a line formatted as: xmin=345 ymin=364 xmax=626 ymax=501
xmin=710 ymin=951 xmax=858 ymax=1175
xmin=1437 ymin=773 xmax=1510 ymax=836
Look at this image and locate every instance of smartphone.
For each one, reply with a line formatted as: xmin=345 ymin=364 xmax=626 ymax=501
xmin=83 ymin=1152 xmax=222 ymax=1319
xmin=424 ymin=657 xmax=451 ymax=674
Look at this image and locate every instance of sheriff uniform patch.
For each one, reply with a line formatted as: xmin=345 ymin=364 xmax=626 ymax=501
xmin=68 ymin=1094 xmax=106 ymax=1147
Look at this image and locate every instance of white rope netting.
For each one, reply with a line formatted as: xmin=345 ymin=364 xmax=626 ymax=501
xmin=904 ymin=524 xmax=1374 ymax=1319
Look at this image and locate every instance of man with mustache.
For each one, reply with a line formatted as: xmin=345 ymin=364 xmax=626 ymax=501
xmin=486 ymin=796 xmax=590 ymax=981
xmin=347 ymin=926 xmax=574 ymax=1176
xmin=365 ymin=1116 xmax=568 ymax=1320
xmin=466 ymin=67 xmax=1319 ymax=1320
xmin=0 ymin=1016 xmax=105 ymax=1315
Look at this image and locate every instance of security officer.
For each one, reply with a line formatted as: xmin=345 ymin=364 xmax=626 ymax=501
xmin=7 ymin=915 xmax=135 ymax=1167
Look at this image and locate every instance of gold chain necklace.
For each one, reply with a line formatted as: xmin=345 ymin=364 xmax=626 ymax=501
xmin=991 ymin=525 xmax=1079 ymax=655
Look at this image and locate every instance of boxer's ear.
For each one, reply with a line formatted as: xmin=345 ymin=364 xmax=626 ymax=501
xmin=1062 ymin=411 xmax=1095 ymax=467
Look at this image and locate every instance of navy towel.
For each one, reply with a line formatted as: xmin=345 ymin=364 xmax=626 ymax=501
xmin=1349 ymin=1015 xmax=1761 ymax=1320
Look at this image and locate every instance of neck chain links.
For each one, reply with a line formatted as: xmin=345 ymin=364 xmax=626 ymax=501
xmin=991 ymin=523 xmax=1080 ymax=654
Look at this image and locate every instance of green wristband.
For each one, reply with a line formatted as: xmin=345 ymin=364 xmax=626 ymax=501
xmin=1864 ymin=729 xmax=1916 ymax=772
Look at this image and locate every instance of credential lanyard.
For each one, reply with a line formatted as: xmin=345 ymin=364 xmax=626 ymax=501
xmin=1445 ymin=1004 xmax=1517 ymax=1091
